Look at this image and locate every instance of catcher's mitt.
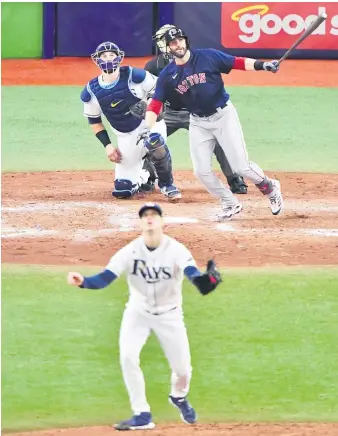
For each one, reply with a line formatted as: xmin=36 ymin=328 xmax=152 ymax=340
xmin=193 ymin=260 xmax=222 ymax=295
xmin=130 ymin=100 xmax=147 ymax=120
xmin=130 ymin=100 xmax=164 ymax=122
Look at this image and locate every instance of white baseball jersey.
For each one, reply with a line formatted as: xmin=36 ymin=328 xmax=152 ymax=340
xmin=106 ymin=234 xmax=197 ymax=314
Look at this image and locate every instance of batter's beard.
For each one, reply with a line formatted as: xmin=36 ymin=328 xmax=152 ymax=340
xmin=172 ymin=47 xmax=188 ymax=59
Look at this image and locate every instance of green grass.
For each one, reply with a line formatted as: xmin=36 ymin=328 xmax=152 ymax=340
xmin=2 ymin=86 xmax=338 ymax=173
xmin=2 ymin=264 xmax=338 ymax=431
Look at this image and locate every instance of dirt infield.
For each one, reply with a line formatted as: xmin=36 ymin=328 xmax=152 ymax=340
xmin=2 ymin=171 xmax=338 ymax=267
xmin=6 ymin=422 xmax=338 ymax=436
xmin=2 ymin=58 xmax=338 ymax=435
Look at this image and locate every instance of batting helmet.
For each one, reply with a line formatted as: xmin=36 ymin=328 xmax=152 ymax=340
xmin=164 ymin=27 xmax=191 ymax=50
xmin=91 ymin=41 xmax=125 ymax=74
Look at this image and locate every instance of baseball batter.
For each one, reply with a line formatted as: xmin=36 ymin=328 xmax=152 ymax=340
xmin=67 ymin=202 xmax=221 ymax=430
xmin=80 ymin=41 xmax=181 ymax=200
xmin=142 ymin=27 xmax=284 ymax=219
xmin=145 ymin=24 xmax=248 ymax=195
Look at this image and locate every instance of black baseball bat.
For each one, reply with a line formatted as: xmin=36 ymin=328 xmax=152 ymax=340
xmin=277 ymin=12 xmax=327 ymax=66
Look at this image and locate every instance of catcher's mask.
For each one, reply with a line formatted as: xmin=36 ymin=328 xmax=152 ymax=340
xmin=152 ymin=24 xmax=175 ymax=59
xmin=164 ymin=27 xmax=190 ymax=51
xmin=91 ymin=41 xmax=125 ymax=74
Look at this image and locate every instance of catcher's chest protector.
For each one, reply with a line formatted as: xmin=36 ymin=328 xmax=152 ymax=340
xmin=88 ymin=67 xmax=141 ymax=133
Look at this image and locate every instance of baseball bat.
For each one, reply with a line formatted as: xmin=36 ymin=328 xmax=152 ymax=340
xmin=277 ymin=12 xmax=327 ymax=66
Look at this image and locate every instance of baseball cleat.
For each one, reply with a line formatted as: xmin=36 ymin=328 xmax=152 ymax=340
xmin=228 ymin=176 xmax=248 ymax=195
xmin=169 ymin=395 xmax=197 ymax=424
xmin=114 ymin=412 xmax=155 ymax=431
xmin=160 ymin=185 xmax=182 ymax=201
xmin=218 ymin=201 xmax=243 ymax=220
xmin=267 ymin=179 xmax=284 ymax=215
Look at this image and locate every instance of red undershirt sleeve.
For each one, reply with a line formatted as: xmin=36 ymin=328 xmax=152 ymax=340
xmin=147 ymin=99 xmax=163 ymax=115
xmin=233 ymin=57 xmax=246 ymax=70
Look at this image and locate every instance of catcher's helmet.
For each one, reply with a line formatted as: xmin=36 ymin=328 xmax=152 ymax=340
xmin=164 ymin=27 xmax=190 ymax=49
xmin=91 ymin=41 xmax=125 ymax=74
xmin=152 ymin=24 xmax=176 ymax=59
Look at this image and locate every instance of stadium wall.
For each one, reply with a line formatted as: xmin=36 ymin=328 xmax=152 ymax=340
xmin=2 ymin=2 xmax=338 ymax=60
xmin=1 ymin=2 xmax=43 ymax=58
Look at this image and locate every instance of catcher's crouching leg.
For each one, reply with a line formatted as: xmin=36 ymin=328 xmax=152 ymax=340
xmin=112 ymin=179 xmax=139 ymax=199
xmin=144 ymin=133 xmax=181 ymax=200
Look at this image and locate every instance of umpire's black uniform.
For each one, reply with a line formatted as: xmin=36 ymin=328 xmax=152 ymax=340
xmin=144 ymin=54 xmax=247 ymax=194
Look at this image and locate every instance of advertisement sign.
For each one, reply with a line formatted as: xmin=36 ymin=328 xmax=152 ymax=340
xmin=221 ymin=3 xmax=338 ymax=49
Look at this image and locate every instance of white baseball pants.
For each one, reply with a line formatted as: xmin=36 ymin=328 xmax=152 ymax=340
xmin=119 ymin=305 xmax=192 ymax=414
xmin=189 ymin=101 xmax=267 ymax=200
xmin=113 ymin=119 xmax=167 ymax=186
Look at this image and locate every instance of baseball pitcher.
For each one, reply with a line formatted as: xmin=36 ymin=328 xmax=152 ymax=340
xmin=80 ymin=41 xmax=181 ymax=200
xmin=67 ymin=202 xmax=222 ymax=430
xmin=142 ymin=27 xmax=284 ymax=219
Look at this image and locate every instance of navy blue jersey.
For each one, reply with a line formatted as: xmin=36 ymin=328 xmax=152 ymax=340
xmin=80 ymin=66 xmax=156 ymax=133
xmin=153 ymin=49 xmax=235 ymax=117
xmin=144 ymin=55 xmax=187 ymax=111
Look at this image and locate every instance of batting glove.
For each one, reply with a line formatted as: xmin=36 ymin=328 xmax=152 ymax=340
xmin=263 ymin=60 xmax=279 ymax=73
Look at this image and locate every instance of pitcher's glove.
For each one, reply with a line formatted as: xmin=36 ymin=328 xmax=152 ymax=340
xmin=192 ymin=260 xmax=222 ymax=295
xmin=130 ymin=100 xmax=147 ymax=120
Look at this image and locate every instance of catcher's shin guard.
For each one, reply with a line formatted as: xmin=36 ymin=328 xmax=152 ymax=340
xmin=142 ymin=155 xmax=158 ymax=183
xmin=144 ymin=133 xmax=173 ymax=188
xmin=112 ymin=179 xmax=138 ymax=199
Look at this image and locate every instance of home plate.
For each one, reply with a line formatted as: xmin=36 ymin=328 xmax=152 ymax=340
xmin=215 ymin=223 xmax=236 ymax=232
xmin=164 ymin=217 xmax=199 ymax=224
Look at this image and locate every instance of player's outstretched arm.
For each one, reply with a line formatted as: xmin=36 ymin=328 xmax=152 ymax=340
xmin=184 ymin=260 xmax=222 ymax=295
xmin=209 ymin=49 xmax=279 ymax=74
xmin=232 ymin=57 xmax=279 ymax=73
xmin=67 ymin=270 xmax=117 ymax=289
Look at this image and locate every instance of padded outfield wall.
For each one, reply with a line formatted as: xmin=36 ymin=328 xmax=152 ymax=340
xmin=1 ymin=2 xmax=43 ymax=58
xmin=1 ymin=2 xmax=338 ymax=60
